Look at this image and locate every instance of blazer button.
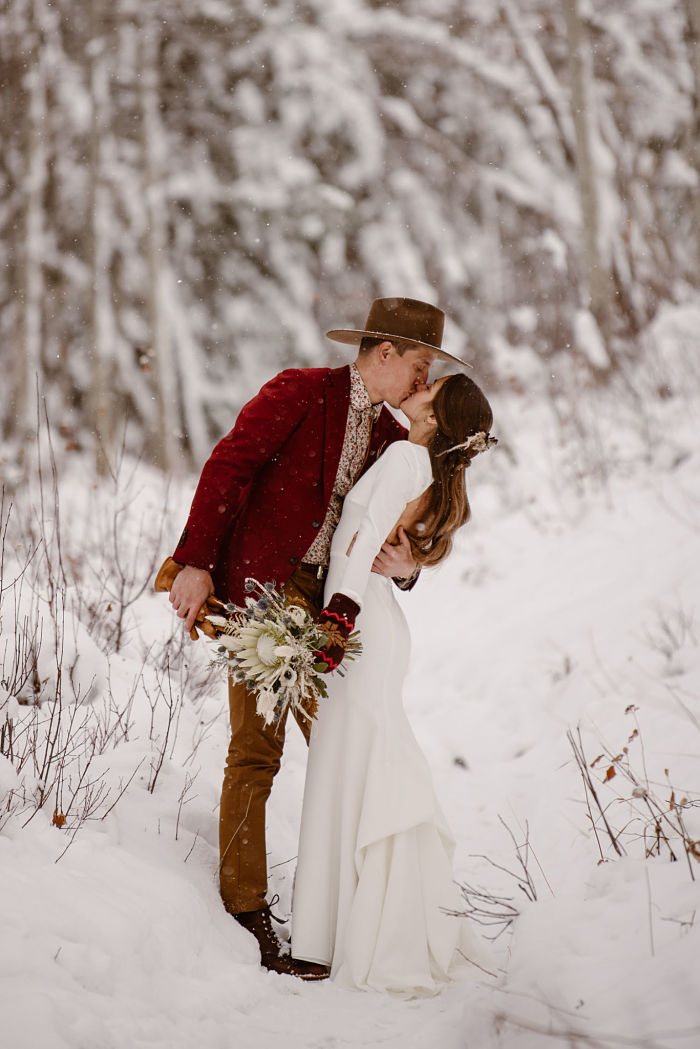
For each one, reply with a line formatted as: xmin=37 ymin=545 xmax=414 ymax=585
xmin=289 ymin=556 xmax=299 ymax=565
xmin=312 ymin=520 xmax=321 ymax=529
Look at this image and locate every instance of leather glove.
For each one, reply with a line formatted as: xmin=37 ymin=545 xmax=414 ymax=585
xmin=313 ymin=592 xmax=360 ymax=672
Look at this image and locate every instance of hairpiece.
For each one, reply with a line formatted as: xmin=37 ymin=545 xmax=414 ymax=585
xmin=436 ymin=431 xmax=498 ymax=457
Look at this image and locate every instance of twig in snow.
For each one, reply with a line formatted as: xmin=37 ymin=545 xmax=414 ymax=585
xmin=568 ymin=726 xmax=626 ymax=857
xmin=494 ymin=1009 xmax=700 ymax=1049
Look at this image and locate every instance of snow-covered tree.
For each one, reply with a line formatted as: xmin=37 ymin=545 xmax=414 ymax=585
xmin=0 ymin=0 xmax=696 ymax=467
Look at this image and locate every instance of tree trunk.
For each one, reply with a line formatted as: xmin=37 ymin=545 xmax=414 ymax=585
xmin=140 ymin=12 xmax=178 ymax=473
xmin=87 ymin=0 xmax=113 ymax=477
xmin=685 ymin=0 xmax=700 ymax=274
xmin=562 ymin=0 xmax=614 ymax=356
xmin=16 ymin=0 xmax=47 ymax=441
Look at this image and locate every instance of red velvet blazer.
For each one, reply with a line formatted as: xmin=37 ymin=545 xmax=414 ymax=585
xmin=173 ymin=365 xmax=408 ymax=605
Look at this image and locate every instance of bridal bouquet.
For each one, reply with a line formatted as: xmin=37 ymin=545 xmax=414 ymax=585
xmin=207 ymin=579 xmax=362 ymax=725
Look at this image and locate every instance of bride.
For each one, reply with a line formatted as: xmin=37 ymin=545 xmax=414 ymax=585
xmin=291 ymin=371 xmax=495 ymax=995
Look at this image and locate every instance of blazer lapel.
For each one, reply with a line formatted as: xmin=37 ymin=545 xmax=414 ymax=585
xmin=322 ymin=366 xmax=351 ymax=506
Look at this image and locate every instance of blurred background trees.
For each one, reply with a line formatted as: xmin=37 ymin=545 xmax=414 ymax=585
xmin=0 ymin=0 xmax=697 ymax=473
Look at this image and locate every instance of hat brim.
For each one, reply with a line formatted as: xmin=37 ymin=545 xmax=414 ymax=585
xmin=325 ymin=328 xmax=472 ymax=369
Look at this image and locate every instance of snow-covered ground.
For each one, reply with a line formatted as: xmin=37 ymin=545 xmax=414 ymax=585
xmin=1 ymin=384 xmax=699 ymax=1049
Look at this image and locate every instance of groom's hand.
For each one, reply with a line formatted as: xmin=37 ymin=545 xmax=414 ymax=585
xmin=371 ymin=526 xmax=417 ymax=581
xmin=170 ymin=565 xmax=215 ymax=634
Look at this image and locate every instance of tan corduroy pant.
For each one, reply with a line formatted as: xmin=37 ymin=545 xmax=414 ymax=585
xmin=218 ymin=565 xmax=325 ymax=914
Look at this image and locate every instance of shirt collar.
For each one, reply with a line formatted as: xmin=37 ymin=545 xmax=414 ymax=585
xmin=349 ymin=363 xmax=380 ymax=414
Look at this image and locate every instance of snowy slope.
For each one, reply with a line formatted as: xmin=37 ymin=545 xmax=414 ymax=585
xmin=1 ymin=387 xmax=699 ymax=1049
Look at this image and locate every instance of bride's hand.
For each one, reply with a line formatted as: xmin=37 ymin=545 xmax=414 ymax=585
xmin=313 ymin=593 xmax=360 ymax=672
xmin=371 ymin=527 xmax=417 ymax=580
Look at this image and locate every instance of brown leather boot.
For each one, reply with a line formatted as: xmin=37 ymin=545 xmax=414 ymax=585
xmin=230 ymin=905 xmax=329 ymax=981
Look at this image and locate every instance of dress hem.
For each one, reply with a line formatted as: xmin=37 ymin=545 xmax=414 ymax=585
xmin=291 ymin=951 xmax=331 ymax=967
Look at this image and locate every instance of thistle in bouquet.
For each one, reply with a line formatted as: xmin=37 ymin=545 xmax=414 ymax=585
xmin=207 ymin=579 xmax=362 ymax=726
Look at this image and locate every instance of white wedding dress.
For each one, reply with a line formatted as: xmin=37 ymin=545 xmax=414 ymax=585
xmin=292 ymin=441 xmax=477 ymax=995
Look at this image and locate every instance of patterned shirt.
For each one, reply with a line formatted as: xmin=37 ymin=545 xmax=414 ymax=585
xmin=303 ymin=363 xmax=380 ymax=567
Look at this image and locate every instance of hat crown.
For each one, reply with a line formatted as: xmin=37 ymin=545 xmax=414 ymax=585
xmin=363 ymin=297 xmax=444 ymax=350
xmin=325 ymin=296 xmax=471 ymax=368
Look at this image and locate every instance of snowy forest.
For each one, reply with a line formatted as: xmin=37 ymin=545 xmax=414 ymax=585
xmin=2 ymin=2 xmax=700 ymax=1048
xmin=2 ymin=0 xmax=700 ymax=469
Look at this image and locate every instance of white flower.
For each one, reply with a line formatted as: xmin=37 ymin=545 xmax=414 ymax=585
xmin=207 ymin=615 xmax=230 ymax=629
xmin=273 ymin=644 xmax=296 ymax=660
xmin=280 ymin=667 xmax=298 ymax=688
xmin=256 ymin=689 xmax=279 ymax=725
xmin=286 ymin=605 xmax=308 ymax=627
xmin=216 ymin=633 xmax=241 ymax=652
xmin=256 ymin=631 xmax=278 ymax=666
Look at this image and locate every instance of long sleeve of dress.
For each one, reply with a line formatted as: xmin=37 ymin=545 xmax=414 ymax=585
xmin=331 ymin=441 xmax=432 ymax=609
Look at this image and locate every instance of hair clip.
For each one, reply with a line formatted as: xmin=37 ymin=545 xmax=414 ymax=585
xmin=436 ymin=431 xmax=497 ymax=457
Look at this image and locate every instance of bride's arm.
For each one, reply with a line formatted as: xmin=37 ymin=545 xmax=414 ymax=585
xmin=332 ymin=442 xmax=429 ymax=609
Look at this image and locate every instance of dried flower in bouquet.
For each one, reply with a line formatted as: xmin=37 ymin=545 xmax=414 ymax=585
xmin=207 ymin=579 xmax=362 ymax=725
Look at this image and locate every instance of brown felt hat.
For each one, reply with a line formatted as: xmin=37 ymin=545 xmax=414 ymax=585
xmin=326 ymin=297 xmax=472 ymax=368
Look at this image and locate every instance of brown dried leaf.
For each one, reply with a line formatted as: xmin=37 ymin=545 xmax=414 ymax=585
xmin=52 ymin=810 xmax=66 ymax=829
xmin=604 ymin=766 xmax=616 ymax=782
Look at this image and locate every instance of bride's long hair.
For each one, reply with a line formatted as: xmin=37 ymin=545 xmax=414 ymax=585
xmin=407 ymin=373 xmax=493 ymax=567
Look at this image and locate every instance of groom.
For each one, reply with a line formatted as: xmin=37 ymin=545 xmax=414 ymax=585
xmin=169 ymin=297 xmax=464 ymax=979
